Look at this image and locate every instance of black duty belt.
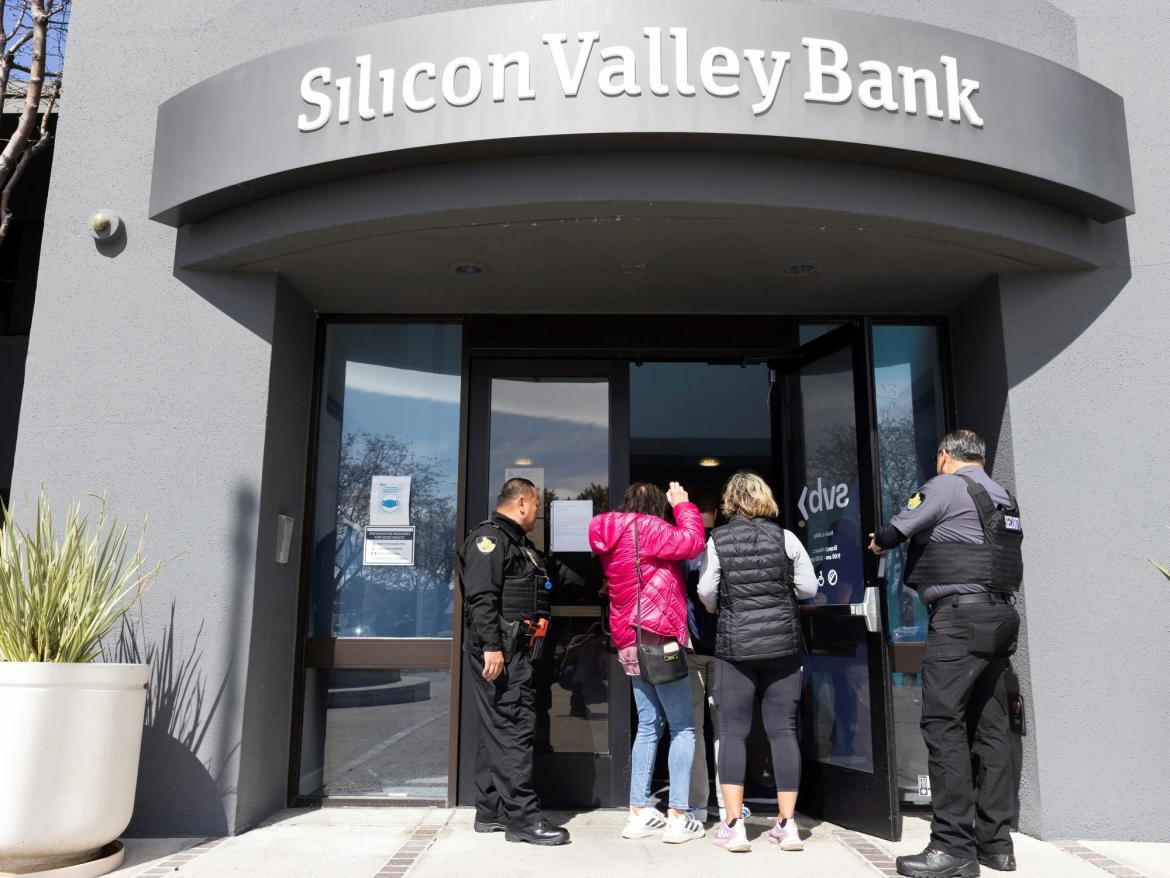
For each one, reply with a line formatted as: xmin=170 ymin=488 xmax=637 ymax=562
xmin=932 ymin=592 xmax=1013 ymax=610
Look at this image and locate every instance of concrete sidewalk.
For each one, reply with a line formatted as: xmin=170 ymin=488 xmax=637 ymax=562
xmin=109 ymin=808 xmax=1170 ymax=878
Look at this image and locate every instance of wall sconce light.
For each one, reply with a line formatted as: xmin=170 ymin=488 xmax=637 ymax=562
xmin=88 ymin=210 xmax=122 ymax=241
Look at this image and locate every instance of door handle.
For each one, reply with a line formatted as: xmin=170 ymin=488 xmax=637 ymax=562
xmin=850 ymin=586 xmax=881 ymax=634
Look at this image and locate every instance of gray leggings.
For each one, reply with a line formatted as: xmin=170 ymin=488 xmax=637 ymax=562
xmin=716 ymin=654 xmax=802 ymax=791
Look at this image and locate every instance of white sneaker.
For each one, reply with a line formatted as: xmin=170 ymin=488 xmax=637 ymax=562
xmin=712 ymin=818 xmax=751 ymax=852
xmin=622 ymin=807 xmax=668 ymax=839
xmin=768 ymin=817 xmax=803 ymax=851
xmin=662 ymin=812 xmax=706 ymax=844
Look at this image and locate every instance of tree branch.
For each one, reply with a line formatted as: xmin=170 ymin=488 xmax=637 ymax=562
xmin=0 ymin=0 xmax=46 ymax=187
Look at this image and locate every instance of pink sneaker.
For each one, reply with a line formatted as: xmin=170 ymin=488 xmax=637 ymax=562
xmin=712 ymin=819 xmax=750 ymax=853
xmin=768 ymin=817 xmax=803 ymax=851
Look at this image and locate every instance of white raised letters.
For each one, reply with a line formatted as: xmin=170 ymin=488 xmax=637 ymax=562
xmin=599 ymin=44 xmax=642 ymax=97
xmin=700 ymin=46 xmax=740 ymax=97
xmin=487 ymin=51 xmax=536 ymax=102
xmin=743 ymin=49 xmax=790 ymax=115
xmin=542 ymin=32 xmax=600 ymax=97
xmin=897 ymin=65 xmax=944 ymax=119
xmin=442 ymin=56 xmax=482 ymax=107
xmin=803 ymin=37 xmax=850 ymax=103
xmin=858 ymin=59 xmax=898 ymax=112
xmin=403 ymin=61 xmax=436 ymax=112
xmin=295 ymin=29 xmax=985 ymax=132
xmin=355 ymin=55 xmax=376 ymax=120
xmin=297 ymin=66 xmax=332 ymax=132
xmin=941 ymin=55 xmax=983 ymax=127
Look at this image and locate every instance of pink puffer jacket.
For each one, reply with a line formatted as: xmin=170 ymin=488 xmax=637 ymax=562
xmin=588 ymin=502 xmax=705 ymax=650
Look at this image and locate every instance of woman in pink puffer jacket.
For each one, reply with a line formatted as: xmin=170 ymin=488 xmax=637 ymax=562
xmin=589 ymin=481 xmax=706 ymax=843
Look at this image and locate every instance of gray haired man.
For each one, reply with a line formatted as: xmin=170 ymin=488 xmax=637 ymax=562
xmin=869 ymin=429 xmax=1024 ymax=878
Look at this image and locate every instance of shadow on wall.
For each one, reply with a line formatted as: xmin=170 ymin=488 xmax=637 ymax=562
xmin=115 ymin=604 xmax=235 ymax=838
xmin=173 ymin=268 xmax=279 ymax=343
xmin=112 ymin=483 xmax=260 ymax=837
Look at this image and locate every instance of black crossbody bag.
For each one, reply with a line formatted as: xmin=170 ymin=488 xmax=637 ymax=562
xmin=633 ymin=520 xmax=689 ymax=685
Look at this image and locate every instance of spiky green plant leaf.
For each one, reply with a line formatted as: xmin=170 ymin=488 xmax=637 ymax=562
xmin=0 ymin=490 xmax=160 ymax=663
xmin=1153 ymin=560 xmax=1170 ymax=582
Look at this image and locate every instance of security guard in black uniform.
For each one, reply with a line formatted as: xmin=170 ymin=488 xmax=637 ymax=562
xmin=869 ymin=429 xmax=1023 ymax=878
xmin=457 ymin=477 xmax=570 ymax=845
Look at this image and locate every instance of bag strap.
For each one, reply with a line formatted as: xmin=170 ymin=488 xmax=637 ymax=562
xmin=633 ymin=519 xmax=644 ymax=654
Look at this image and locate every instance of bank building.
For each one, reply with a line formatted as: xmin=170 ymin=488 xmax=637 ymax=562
xmin=7 ymin=0 xmax=1167 ymax=845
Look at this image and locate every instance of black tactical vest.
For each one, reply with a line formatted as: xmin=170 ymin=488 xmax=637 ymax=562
xmin=712 ymin=516 xmax=801 ymax=662
xmin=904 ymin=474 xmax=1023 ymax=593
xmin=484 ymin=519 xmax=552 ymax=622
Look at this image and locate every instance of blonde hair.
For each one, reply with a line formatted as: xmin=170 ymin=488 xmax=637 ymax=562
xmin=721 ymin=471 xmax=779 ymax=519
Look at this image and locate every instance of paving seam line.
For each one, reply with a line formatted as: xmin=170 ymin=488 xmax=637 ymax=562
xmin=130 ymin=836 xmax=228 ymax=877
xmin=370 ymin=810 xmax=453 ymax=878
xmin=834 ymin=830 xmax=901 ymax=877
xmin=1053 ymin=840 xmax=1156 ymax=878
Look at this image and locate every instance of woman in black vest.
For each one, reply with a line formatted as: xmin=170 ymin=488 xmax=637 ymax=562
xmin=697 ymin=471 xmax=818 ymax=854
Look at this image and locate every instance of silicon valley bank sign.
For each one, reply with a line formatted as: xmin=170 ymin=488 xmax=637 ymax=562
xmin=297 ymin=30 xmax=984 ymax=132
xmin=148 ymin=0 xmax=1134 ymax=226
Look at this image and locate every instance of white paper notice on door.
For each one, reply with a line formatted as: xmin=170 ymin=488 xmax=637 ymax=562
xmin=370 ymin=475 xmax=410 ymax=526
xmin=363 ymin=526 xmax=416 ymax=566
xmin=550 ymin=500 xmax=593 ymax=553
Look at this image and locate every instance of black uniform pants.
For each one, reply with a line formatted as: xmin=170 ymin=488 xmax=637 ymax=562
xmin=469 ymin=649 xmax=542 ymax=829
xmin=921 ymin=599 xmax=1021 ymax=858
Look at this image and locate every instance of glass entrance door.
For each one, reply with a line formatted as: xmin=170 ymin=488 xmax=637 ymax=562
xmin=459 ymin=359 xmax=630 ymax=809
xmin=774 ymin=322 xmax=903 ymax=840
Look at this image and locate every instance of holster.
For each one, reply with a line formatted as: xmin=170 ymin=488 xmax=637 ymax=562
xmin=498 ymin=618 xmax=523 ymax=661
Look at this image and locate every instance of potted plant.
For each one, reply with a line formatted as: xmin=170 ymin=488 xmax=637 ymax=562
xmin=0 ymin=491 xmax=160 ymax=877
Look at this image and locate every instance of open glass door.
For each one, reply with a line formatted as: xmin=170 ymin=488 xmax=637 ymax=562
xmin=773 ymin=322 xmax=902 ymax=840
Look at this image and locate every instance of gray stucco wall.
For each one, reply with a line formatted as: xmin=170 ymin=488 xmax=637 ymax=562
xmin=11 ymin=0 xmax=1160 ymax=841
xmin=994 ymin=2 xmax=1169 ymax=843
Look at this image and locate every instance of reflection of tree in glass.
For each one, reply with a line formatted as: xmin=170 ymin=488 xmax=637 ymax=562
xmin=576 ymin=483 xmax=610 ymax=515
xmin=805 ymin=424 xmax=858 ymax=491
xmin=538 ymin=482 xmax=611 ymax=524
xmin=333 ymin=432 xmax=456 ymax=638
xmin=877 ymin=416 xmax=930 ymax=635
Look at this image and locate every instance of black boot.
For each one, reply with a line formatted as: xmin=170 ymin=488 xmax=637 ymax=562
xmin=473 ymin=818 xmax=507 ymax=833
xmin=505 ymin=816 xmax=571 ymax=845
xmin=896 ymin=847 xmax=980 ymax=878
xmin=977 ymin=851 xmax=1016 ymax=871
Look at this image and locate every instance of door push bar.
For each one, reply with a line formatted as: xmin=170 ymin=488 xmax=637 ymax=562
xmin=850 ymin=586 xmax=881 ymax=635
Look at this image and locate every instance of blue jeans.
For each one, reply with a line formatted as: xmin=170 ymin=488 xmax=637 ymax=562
xmin=630 ymin=675 xmax=695 ymax=810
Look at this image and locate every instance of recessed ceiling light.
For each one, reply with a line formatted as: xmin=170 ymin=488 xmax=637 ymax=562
xmin=514 ymin=457 xmax=533 ymax=466
xmin=782 ymin=262 xmax=821 ymax=277
xmin=453 ymin=261 xmax=486 ymax=275
xmin=698 ymin=457 xmax=721 ymax=468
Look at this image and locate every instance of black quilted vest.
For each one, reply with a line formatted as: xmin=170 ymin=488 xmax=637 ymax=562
xmin=712 ymin=516 xmax=801 ymax=662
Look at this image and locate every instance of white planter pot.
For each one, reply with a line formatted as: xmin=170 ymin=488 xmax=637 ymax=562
xmin=0 ymin=663 xmax=148 ymax=873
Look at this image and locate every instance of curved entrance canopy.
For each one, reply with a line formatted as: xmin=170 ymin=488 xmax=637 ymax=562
xmin=149 ymin=0 xmax=1133 ymax=227
xmin=174 ymin=152 xmax=1117 ymax=315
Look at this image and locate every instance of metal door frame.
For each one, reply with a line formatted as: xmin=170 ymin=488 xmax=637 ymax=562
xmin=774 ymin=320 xmax=903 ymax=840
xmin=457 ymin=357 xmax=632 ymax=808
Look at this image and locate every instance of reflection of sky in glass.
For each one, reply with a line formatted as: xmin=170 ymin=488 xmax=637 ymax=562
xmin=308 ymin=324 xmax=464 ymax=640
xmin=630 ymin=364 xmax=769 ymax=439
xmin=488 ymin=380 xmax=608 ymax=511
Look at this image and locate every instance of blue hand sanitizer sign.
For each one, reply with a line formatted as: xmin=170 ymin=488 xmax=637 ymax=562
xmin=370 ymin=476 xmax=411 ymax=526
